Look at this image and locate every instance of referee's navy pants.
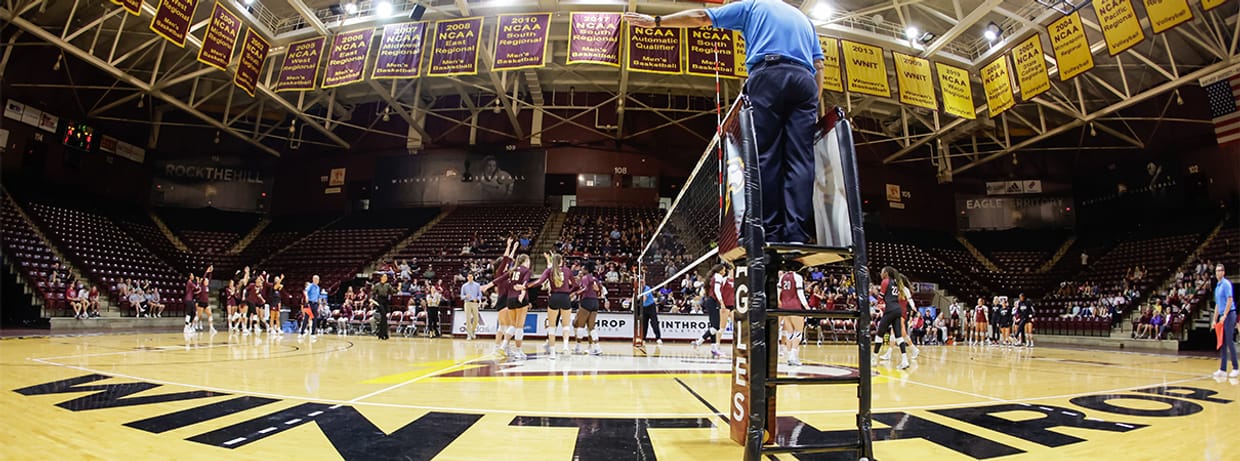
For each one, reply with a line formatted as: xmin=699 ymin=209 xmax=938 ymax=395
xmin=745 ymin=57 xmax=819 ymax=244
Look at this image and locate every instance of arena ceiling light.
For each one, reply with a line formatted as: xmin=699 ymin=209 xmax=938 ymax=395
xmin=343 ymin=1 xmax=358 ymax=15
xmin=810 ymin=3 xmax=833 ymax=20
xmin=905 ymin=26 xmax=919 ymax=41
xmin=983 ymin=22 xmax=1001 ymax=41
xmin=375 ymin=1 xmax=394 ymax=18
xmin=242 ymin=0 xmax=255 ymax=5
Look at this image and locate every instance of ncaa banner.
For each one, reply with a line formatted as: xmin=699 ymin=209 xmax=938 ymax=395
xmin=233 ymin=29 xmax=269 ymax=97
xmin=981 ymin=56 xmax=1015 ymax=116
xmin=1093 ymin=0 xmax=1145 ymax=55
xmin=110 ymin=0 xmax=142 ymax=16
xmin=1142 ymin=0 xmax=1193 ymax=34
xmin=450 ymin=310 xmax=734 ymax=341
xmin=733 ymin=33 xmax=749 ymax=78
xmin=1203 ymin=0 xmax=1228 ymax=11
xmin=372 ymin=22 xmax=429 ymax=79
xmin=493 ymin=13 xmax=552 ymax=71
xmin=428 ymin=17 xmax=483 ymax=76
xmin=841 ymin=40 xmax=891 ymax=98
xmin=1047 ymin=11 xmax=1094 ymax=81
xmin=1012 ymin=35 xmax=1051 ymax=101
xmin=196 ymin=3 xmax=241 ymax=72
xmin=819 ymin=36 xmax=844 ymax=92
xmin=936 ymin=63 xmax=975 ymax=119
xmin=149 ymin=0 xmax=199 ymax=47
xmin=275 ymin=37 xmax=325 ymax=92
xmin=626 ymin=26 xmax=683 ymax=74
xmin=892 ymin=52 xmax=936 ymax=110
xmin=685 ymin=27 xmax=739 ymax=78
xmin=322 ymin=29 xmax=375 ymax=88
xmin=568 ymin=12 xmax=623 ymax=67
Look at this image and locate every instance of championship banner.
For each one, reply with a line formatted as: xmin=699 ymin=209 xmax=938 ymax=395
xmin=733 ymin=33 xmax=748 ymax=78
xmin=841 ymin=40 xmax=891 ymax=98
xmin=322 ymin=29 xmax=375 ymax=88
xmin=685 ymin=27 xmax=739 ymax=78
xmin=981 ymin=56 xmax=1015 ymax=116
xmin=110 ymin=0 xmax=142 ymax=16
xmin=1092 ymin=0 xmax=1145 ymax=55
xmin=936 ymin=63 xmax=975 ymax=119
xmin=427 ymin=17 xmax=483 ymax=76
xmin=626 ymin=26 xmax=683 ymax=74
xmin=1142 ymin=0 xmax=1193 ymax=34
xmin=892 ymin=52 xmax=936 ymax=110
xmin=1047 ymin=11 xmax=1094 ymax=81
xmin=372 ymin=22 xmax=428 ymax=79
xmin=567 ymin=12 xmax=622 ymax=67
xmin=196 ymin=3 xmax=241 ymax=71
xmin=1203 ymin=0 xmax=1228 ymax=11
xmin=275 ymin=37 xmax=325 ymax=92
xmin=493 ymin=13 xmax=551 ymax=71
xmin=149 ymin=0 xmax=200 ymax=47
xmin=1012 ymin=35 xmax=1051 ymax=101
xmin=232 ymin=29 xmax=269 ymax=97
xmin=819 ymin=36 xmax=843 ymax=92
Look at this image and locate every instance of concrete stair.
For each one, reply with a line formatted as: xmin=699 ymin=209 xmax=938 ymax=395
xmin=955 ymin=235 xmax=1000 ymax=272
xmin=227 ymin=218 xmax=271 ymax=255
xmin=148 ymin=211 xmax=190 ymax=252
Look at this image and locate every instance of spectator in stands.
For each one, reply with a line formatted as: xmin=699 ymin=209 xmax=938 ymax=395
xmin=147 ymin=288 xmax=165 ymax=318
xmin=77 ymin=283 xmax=92 ymax=318
xmin=128 ymin=288 xmax=147 ymax=317
xmin=909 ymin=310 xmax=926 ymax=345
xmin=605 ymin=266 xmax=620 ymax=283
xmin=423 ymin=265 xmax=436 ymax=281
xmin=86 ymin=286 xmax=100 ymax=318
xmin=1133 ymin=308 xmax=1153 ymax=339
xmin=933 ymin=311 xmax=948 ymax=344
xmin=116 ymin=279 xmax=128 ymax=298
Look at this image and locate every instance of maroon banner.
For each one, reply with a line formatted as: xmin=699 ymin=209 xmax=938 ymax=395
xmin=493 ymin=13 xmax=551 ymax=71
xmin=322 ymin=29 xmax=375 ymax=88
xmin=567 ymin=12 xmax=622 ymax=67
xmin=110 ymin=0 xmax=142 ymax=16
xmin=276 ymin=37 xmax=325 ymax=92
xmin=149 ymin=0 xmax=200 ymax=47
xmin=196 ymin=3 xmax=241 ymax=71
xmin=626 ymin=26 xmax=683 ymax=74
xmin=685 ymin=27 xmax=738 ymax=78
xmin=372 ymin=22 xmax=428 ymax=79
xmin=428 ymin=17 xmax=483 ymax=76
xmin=233 ymin=29 xmax=270 ymax=97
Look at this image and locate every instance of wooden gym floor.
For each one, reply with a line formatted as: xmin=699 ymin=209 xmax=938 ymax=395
xmin=0 ymin=330 xmax=1236 ymax=460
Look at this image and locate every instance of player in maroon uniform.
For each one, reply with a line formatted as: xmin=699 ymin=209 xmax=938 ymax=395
xmin=778 ymin=269 xmax=810 ymax=366
xmin=225 ymin=277 xmax=239 ymax=332
xmin=693 ymin=263 xmax=730 ymax=357
xmin=243 ymin=273 xmax=266 ymax=335
xmin=504 ymin=254 xmax=534 ymax=359
xmin=529 ymin=252 xmax=576 ymax=358
xmin=873 ymin=266 xmax=910 ymax=369
xmin=572 ymin=261 xmax=604 ymax=355
xmin=971 ymin=297 xmax=989 ymax=345
xmin=481 ymin=238 xmax=518 ymax=355
xmin=195 ymin=265 xmax=215 ymax=333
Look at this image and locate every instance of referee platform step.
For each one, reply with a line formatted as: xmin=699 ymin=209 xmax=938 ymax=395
xmin=765 ymin=243 xmax=852 ymax=267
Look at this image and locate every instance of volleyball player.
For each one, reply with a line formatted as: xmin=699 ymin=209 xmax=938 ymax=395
xmin=873 ymin=266 xmax=910 ymax=369
xmin=998 ymin=297 xmax=1012 ymax=346
xmin=502 ymin=254 xmax=534 ymax=359
xmin=719 ymin=265 xmax=737 ymax=356
xmin=232 ymin=267 xmax=251 ymax=333
xmin=693 ymin=263 xmax=729 ymax=358
xmin=299 ymin=281 xmax=315 ymax=337
xmin=196 ymin=265 xmax=215 ymax=333
xmin=989 ymin=297 xmax=1003 ymax=344
xmin=1016 ymin=294 xmax=1034 ymax=347
xmin=529 ymin=252 xmax=576 ymax=358
xmin=225 ymin=277 xmax=239 ymax=333
xmin=971 ymin=297 xmax=988 ymax=345
xmin=243 ymin=272 xmax=265 ymax=335
xmin=898 ymin=279 xmax=920 ymax=360
xmin=269 ymin=274 xmax=284 ymax=335
xmin=572 ymin=261 xmax=604 ymax=355
xmin=184 ymin=273 xmax=196 ymax=330
xmin=777 ymin=269 xmax=809 ymax=366
xmin=481 ymin=238 xmax=518 ymax=355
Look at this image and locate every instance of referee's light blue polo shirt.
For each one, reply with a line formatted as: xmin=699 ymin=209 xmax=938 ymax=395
xmin=706 ymin=0 xmax=823 ymax=74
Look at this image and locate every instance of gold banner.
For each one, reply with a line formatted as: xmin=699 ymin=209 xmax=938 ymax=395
xmin=1093 ymin=0 xmax=1145 ymax=55
xmin=819 ymin=36 xmax=843 ymax=92
xmin=1047 ymin=12 xmax=1094 ymax=81
xmin=733 ymin=32 xmax=748 ymax=78
xmin=892 ymin=52 xmax=936 ymax=110
xmin=981 ymin=56 xmax=1015 ymax=116
xmin=841 ymin=40 xmax=890 ymax=98
xmin=1143 ymin=0 xmax=1193 ymax=33
xmin=1012 ymin=35 xmax=1051 ymax=101
xmin=936 ymin=63 xmax=975 ymax=120
xmin=1202 ymin=0 xmax=1229 ymax=11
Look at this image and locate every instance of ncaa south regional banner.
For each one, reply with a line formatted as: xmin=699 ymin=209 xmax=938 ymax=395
xmin=1092 ymin=0 xmax=1145 ymax=55
xmin=1142 ymin=0 xmax=1193 ymax=34
xmin=196 ymin=3 xmax=241 ymax=71
xmin=627 ymin=26 xmax=683 ymax=74
xmin=1202 ymin=0 xmax=1228 ymax=11
xmin=428 ymin=17 xmax=483 ymax=76
xmin=981 ymin=56 xmax=1015 ymax=116
xmin=1012 ymin=35 xmax=1051 ymax=101
xmin=936 ymin=63 xmax=975 ymax=119
xmin=568 ymin=12 xmax=622 ymax=67
xmin=841 ymin=40 xmax=891 ymax=98
xmin=322 ymin=29 xmax=375 ymax=88
xmin=892 ymin=52 xmax=936 ymax=110
xmin=149 ymin=0 xmax=200 ymax=47
xmin=372 ymin=22 xmax=428 ymax=79
xmin=685 ymin=27 xmax=739 ymax=78
xmin=275 ymin=37 xmax=325 ymax=92
xmin=110 ymin=0 xmax=142 ymax=16
xmin=233 ymin=29 xmax=269 ymax=97
xmin=1047 ymin=11 xmax=1094 ymax=81
xmin=493 ymin=13 xmax=551 ymax=71
xmin=819 ymin=36 xmax=843 ymax=92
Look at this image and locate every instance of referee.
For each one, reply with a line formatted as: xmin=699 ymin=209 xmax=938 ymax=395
xmin=625 ymin=0 xmax=825 ymax=244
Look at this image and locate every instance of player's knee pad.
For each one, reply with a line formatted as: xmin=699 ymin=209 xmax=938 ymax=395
xmin=505 ymin=326 xmax=516 ymax=336
xmin=709 ymin=327 xmax=718 ymax=335
xmin=514 ymin=330 xmax=524 ymax=341
xmin=874 ymin=337 xmax=884 ymax=344
xmin=590 ymin=331 xmax=599 ymax=342
xmin=896 ymin=337 xmax=906 ymax=345
xmin=577 ymin=328 xmax=587 ymax=338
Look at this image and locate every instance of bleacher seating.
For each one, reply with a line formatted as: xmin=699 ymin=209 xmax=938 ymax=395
xmin=558 ymin=206 xmax=661 ymax=307
xmin=2 ymin=196 xmax=73 ymax=315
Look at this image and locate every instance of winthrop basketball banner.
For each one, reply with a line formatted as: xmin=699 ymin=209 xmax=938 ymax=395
xmin=323 ymin=29 xmax=375 ymax=87
xmin=841 ymin=41 xmax=891 ymax=97
xmin=149 ymin=0 xmax=199 ymax=47
xmin=1047 ymin=11 xmax=1094 ymax=81
xmin=936 ymin=63 xmax=975 ymax=119
xmin=685 ymin=27 xmax=739 ymax=78
xmin=892 ymin=52 xmax=936 ymax=110
xmin=428 ymin=17 xmax=483 ymax=76
xmin=981 ymin=56 xmax=1015 ymax=116
xmin=568 ymin=12 xmax=622 ymax=66
xmin=1093 ymin=0 xmax=1145 ymax=55
xmin=627 ymin=26 xmax=683 ymax=74
xmin=1142 ymin=0 xmax=1193 ymax=34
xmin=196 ymin=3 xmax=240 ymax=72
xmin=233 ymin=30 xmax=269 ymax=97
xmin=275 ymin=37 xmax=325 ymax=92
xmin=372 ymin=21 xmax=428 ymax=79
xmin=493 ymin=13 xmax=551 ymax=71
xmin=1012 ymin=35 xmax=1051 ymax=101
xmin=110 ymin=0 xmax=141 ymax=16
xmin=819 ymin=36 xmax=844 ymax=92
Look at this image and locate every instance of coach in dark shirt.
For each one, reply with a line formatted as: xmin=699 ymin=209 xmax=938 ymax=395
xmin=372 ymin=273 xmax=394 ymax=340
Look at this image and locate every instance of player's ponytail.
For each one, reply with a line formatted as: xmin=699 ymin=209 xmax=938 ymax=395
xmin=551 ymin=254 xmax=565 ymax=288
